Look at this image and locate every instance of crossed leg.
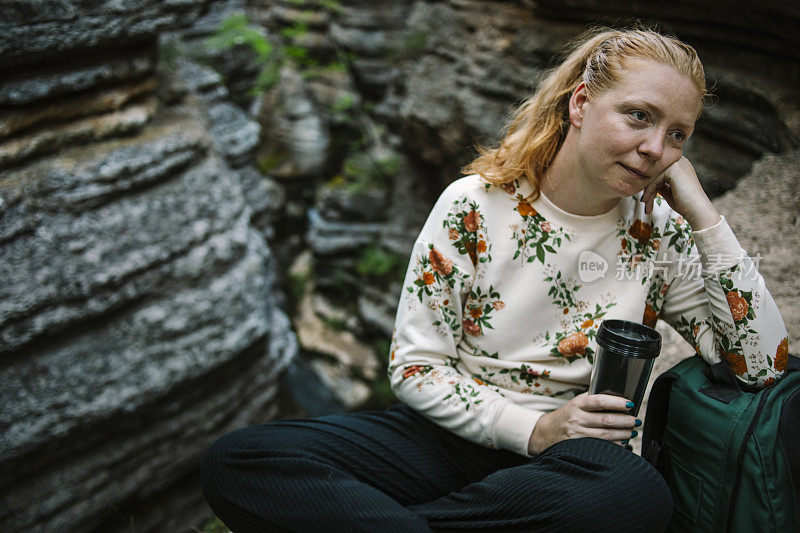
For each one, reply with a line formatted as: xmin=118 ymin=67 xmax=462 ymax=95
xmin=201 ymin=403 xmax=671 ymax=532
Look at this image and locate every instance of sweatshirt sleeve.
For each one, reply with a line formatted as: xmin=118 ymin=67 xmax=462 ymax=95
xmin=658 ymin=212 xmax=788 ymax=388
xmin=388 ymin=183 xmax=543 ymax=457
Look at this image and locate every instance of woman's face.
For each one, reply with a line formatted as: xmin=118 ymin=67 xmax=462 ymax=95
xmin=569 ymin=59 xmax=702 ymax=199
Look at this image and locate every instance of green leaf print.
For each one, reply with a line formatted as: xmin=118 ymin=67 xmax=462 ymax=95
xmin=510 ymin=194 xmax=571 ymax=265
xmin=663 ymin=213 xmax=694 ymax=254
xmin=463 ymin=284 xmax=505 ymax=337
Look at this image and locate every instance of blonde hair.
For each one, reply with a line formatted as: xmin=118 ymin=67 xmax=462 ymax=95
xmin=462 ymin=27 xmax=708 ymax=200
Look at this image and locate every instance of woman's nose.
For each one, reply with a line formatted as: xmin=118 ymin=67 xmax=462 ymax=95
xmin=637 ymin=132 xmax=665 ymax=160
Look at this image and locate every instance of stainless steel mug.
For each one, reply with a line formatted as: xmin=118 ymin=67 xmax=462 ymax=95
xmin=588 ymin=319 xmax=661 ymax=417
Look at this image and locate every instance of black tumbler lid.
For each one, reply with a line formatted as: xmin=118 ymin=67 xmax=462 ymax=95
xmin=596 ymin=319 xmax=661 ymax=358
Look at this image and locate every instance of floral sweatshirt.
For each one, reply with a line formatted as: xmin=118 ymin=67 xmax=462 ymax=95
xmin=388 ymin=174 xmax=789 ymax=457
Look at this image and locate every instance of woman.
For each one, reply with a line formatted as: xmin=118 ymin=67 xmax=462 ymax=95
xmin=201 ymin=28 xmax=788 ymax=532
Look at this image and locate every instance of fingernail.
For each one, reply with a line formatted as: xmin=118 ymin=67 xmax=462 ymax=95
xmin=634 ymin=419 xmax=642 ymax=427
xmin=631 ymin=430 xmax=638 ymax=438
xmin=626 ymin=401 xmax=635 ymax=409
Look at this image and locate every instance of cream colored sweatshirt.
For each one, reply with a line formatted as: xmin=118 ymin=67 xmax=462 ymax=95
xmin=388 ymin=174 xmax=789 ymax=457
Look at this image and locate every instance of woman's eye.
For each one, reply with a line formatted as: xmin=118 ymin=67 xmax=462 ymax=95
xmin=631 ymin=111 xmax=647 ymax=121
xmin=670 ymin=131 xmax=686 ymax=142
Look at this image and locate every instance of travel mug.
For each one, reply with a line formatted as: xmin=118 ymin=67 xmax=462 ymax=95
xmin=588 ymin=319 xmax=661 ymax=418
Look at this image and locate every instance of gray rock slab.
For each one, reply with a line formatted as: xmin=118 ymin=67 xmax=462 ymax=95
xmin=0 ymin=0 xmax=212 ymax=68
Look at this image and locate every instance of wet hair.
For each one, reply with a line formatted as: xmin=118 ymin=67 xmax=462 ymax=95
xmin=462 ymin=27 xmax=708 ymax=199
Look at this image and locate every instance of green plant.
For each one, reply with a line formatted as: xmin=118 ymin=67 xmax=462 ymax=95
xmin=207 ymin=14 xmax=273 ymax=61
xmin=337 ymin=150 xmax=402 ymax=192
xmin=319 ymin=0 xmax=344 ymax=13
xmin=330 ymin=93 xmax=356 ymax=120
xmin=198 ymin=515 xmax=229 ymax=533
xmin=280 ymin=21 xmax=309 ymax=40
xmin=206 ymin=13 xmax=282 ymax=94
xmin=356 ymin=245 xmax=407 ymax=282
xmin=320 ymin=314 xmax=347 ymax=330
xmin=287 ymin=268 xmax=311 ymax=305
xmin=258 ymin=149 xmax=291 ymax=173
xmin=157 ymin=36 xmax=185 ymax=71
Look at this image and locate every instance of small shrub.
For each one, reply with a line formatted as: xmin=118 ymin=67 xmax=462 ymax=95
xmin=329 ymin=150 xmax=401 ymax=192
xmin=157 ymin=36 xmax=185 ymax=71
xmin=206 ymin=14 xmax=282 ymax=93
xmin=258 ymin=149 xmax=291 ymax=173
xmin=199 ymin=515 xmax=230 ymax=533
xmin=356 ymin=245 xmax=407 ymax=283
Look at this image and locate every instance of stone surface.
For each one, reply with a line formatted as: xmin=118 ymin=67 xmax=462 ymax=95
xmin=3 ymin=0 xmax=799 ymax=528
xmin=711 ymin=149 xmax=800 ymax=354
xmin=0 ymin=0 xmax=212 ymax=69
xmin=307 ymin=207 xmax=385 ymax=255
xmin=0 ymin=77 xmax=159 ymax=138
xmin=0 ymin=96 xmax=158 ymax=170
xmin=0 ymin=52 xmax=154 ymax=105
xmin=294 ymin=285 xmax=380 ymax=381
xmin=0 ymin=1 xmax=293 ymax=529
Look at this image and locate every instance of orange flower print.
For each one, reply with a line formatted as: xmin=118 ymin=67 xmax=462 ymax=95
xmin=517 ymin=200 xmax=536 ymax=218
xmin=642 ymin=304 xmax=658 ymax=327
xmin=629 ymin=219 xmax=653 ymax=246
xmin=723 ymin=352 xmax=748 ymax=376
xmin=775 ymin=337 xmax=788 ymax=372
xmin=620 ymin=238 xmax=629 ymax=251
xmin=463 ymin=210 xmax=479 ymax=232
xmin=500 ymin=182 xmax=516 ymax=195
xmin=448 ymin=227 xmax=459 ymax=240
xmin=492 ymin=301 xmax=505 ymax=311
xmin=463 ymin=319 xmax=481 ymax=336
xmin=443 ymin=299 xmax=449 ymax=306
xmin=563 ymin=308 xmax=569 ymax=315
xmin=540 ymin=221 xmax=552 ymax=233
xmin=763 ymin=377 xmax=776 ymax=387
xmin=581 ymin=319 xmax=594 ymax=329
xmin=403 ymin=365 xmax=430 ymax=379
xmin=473 ymin=377 xmax=485 ymax=385
xmin=469 ymin=307 xmax=483 ymax=319
xmin=652 ymin=238 xmax=660 ymax=251
xmin=464 ymin=240 xmax=477 ymax=266
xmin=429 ymin=248 xmax=453 ymax=276
xmin=477 ymin=240 xmax=487 ymax=253
xmin=725 ymin=291 xmax=748 ymax=322
xmin=693 ymin=325 xmax=701 ymax=337
xmin=422 ymin=271 xmax=435 ymax=285
xmin=558 ymin=332 xmax=589 ymax=357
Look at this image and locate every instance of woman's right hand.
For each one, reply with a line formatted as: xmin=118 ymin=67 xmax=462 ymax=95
xmin=527 ymin=392 xmax=640 ymax=455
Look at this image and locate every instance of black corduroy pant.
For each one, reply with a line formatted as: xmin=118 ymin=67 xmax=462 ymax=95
xmin=201 ymin=403 xmax=672 ymax=532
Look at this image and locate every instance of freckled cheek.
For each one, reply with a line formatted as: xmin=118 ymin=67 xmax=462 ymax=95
xmin=602 ymin=132 xmax=639 ymax=158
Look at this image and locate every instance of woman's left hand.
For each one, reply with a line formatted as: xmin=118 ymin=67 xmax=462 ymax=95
xmin=640 ymin=156 xmax=722 ymax=231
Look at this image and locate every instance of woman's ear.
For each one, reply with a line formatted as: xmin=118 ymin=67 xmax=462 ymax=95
xmin=568 ymin=82 xmax=588 ymax=129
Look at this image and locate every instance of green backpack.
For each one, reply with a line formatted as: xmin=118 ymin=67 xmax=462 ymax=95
xmin=642 ymin=354 xmax=800 ymax=532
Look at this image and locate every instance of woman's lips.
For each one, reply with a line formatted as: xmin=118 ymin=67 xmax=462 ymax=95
xmin=619 ymin=163 xmax=650 ymax=179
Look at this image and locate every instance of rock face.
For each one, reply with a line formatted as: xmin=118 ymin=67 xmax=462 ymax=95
xmin=2 ymin=0 xmax=799 ymax=530
xmin=0 ymin=1 xmax=295 ymax=531
xmin=254 ymin=0 xmax=799 ymax=393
